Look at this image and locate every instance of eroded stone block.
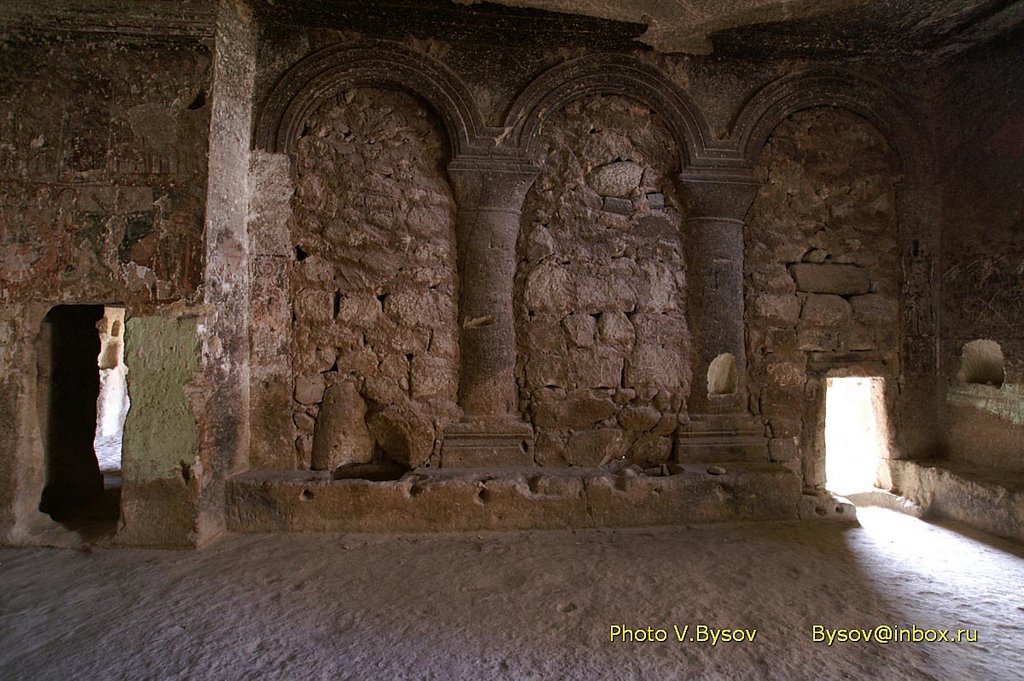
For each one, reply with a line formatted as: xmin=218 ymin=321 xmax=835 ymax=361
xmin=311 ymin=380 xmax=373 ymax=471
xmin=800 ymin=294 xmax=852 ymax=326
xmin=588 ymin=161 xmax=643 ymax=197
xmin=790 ymin=263 xmax=870 ymax=295
xmin=295 ymin=373 xmax=326 ymax=405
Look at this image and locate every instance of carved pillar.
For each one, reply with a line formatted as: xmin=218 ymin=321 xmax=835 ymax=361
xmin=678 ymin=171 xmax=760 ymax=414
xmin=674 ymin=171 xmax=766 ymax=462
xmin=442 ymin=158 xmax=539 ymax=467
xmin=894 ymin=180 xmax=942 ymax=462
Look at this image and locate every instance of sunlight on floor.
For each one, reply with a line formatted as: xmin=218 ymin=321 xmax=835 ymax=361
xmin=855 ymin=506 xmax=1024 ymax=583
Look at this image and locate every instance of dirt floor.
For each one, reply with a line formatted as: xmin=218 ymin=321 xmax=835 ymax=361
xmin=1 ymin=508 xmax=1022 ymax=680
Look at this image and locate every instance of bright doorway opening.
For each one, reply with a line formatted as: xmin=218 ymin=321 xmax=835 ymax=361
xmin=94 ymin=307 xmax=129 ymax=473
xmin=37 ymin=304 xmax=128 ymax=537
xmin=825 ymin=376 xmax=889 ymax=495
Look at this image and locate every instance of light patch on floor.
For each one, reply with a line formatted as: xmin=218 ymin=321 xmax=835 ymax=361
xmin=0 ymin=510 xmax=1021 ymax=680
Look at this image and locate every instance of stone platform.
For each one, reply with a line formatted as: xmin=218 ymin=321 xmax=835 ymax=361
xmin=890 ymin=459 xmax=1024 ymax=544
xmin=225 ymin=463 xmax=801 ymax=533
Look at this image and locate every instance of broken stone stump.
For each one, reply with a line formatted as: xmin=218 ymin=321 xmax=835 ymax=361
xmin=310 ymin=380 xmax=374 ymax=471
xmin=366 ymin=403 xmax=433 ymax=469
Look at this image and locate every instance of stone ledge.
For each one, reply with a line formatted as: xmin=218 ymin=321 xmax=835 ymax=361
xmin=889 ymin=459 xmax=1024 ymax=544
xmin=225 ymin=463 xmax=801 ymax=533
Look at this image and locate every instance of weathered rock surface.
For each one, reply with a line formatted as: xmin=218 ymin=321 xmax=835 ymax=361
xmin=310 ymin=381 xmax=373 ymax=471
xmin=515 ymin=95 xmax=689 ymax=467
xmin=790 ymin=263 xmax=870 ymax=295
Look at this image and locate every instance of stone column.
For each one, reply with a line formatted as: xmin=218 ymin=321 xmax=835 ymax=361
xmin=893 ymin=180 xmax=941 ymax=462
xmin=677 ymin=171 xmax=760 ymax=415
xmin=442 ymin=158 xmax=538 ymax=467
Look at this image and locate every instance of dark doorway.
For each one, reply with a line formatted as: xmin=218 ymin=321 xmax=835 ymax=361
xmin=37 ymin=305 xmax=122 ymax=535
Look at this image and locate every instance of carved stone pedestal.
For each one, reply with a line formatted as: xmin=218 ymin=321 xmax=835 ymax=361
xmin=675 ymin=413 xmax=768 ymax=463
xmin=441 ymin=417 xmax=535 ymax=468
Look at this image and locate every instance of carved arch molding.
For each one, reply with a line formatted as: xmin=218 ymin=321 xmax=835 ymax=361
xmin=253 ymin=40 xmax=932 ymax=179
xmin=253 ymin=39 xmax=939 ymax=464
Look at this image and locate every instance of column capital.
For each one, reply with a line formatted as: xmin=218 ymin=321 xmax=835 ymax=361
xmin=447 ymin=156 xmax=539 ymax=211
xmin=676 ymin=170 xmax=761 ymax=222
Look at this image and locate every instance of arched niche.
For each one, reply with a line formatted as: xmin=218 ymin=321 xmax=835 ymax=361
xmin=504 ymin=53 xmax=725 ymax=170
xmin=513 ymin=92 xmax=689 ymax=469
xmin=280 ymin=82 xmax=462 ymax=472
xmin=254 ymin=41 xmax=484 ymax=159
xmin=734 ymin=68 xmax=943 ymax=471
xmin=744 ymin=105 xmax=902 ymax=490
xmin=733 ymin=70 xmax=931 ymax=179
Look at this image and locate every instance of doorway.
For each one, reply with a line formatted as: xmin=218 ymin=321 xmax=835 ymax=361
xmin=37 ymin=304 xmax=127 ymax=535
xmin=824 ymin=376 xmax=889 ymax=496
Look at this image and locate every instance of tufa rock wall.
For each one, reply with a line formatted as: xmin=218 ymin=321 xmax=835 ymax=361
xmin=0 ymin=29 xmax=213 ymax=544
xmin=0 ymin=37 xmax=211 ymax=305
xmin=745 ymin=108 xmax=900 ymax=488
xmin=286 ymin=88 xmax=460 ymax=472
xmin=515 ymin=95 xmax=689 ymax=469
xmin=939 ymin=33 xmax=1024 ymax=472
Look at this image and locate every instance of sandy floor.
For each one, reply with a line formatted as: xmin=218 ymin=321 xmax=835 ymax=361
xmin=1 ymin=508 xmax=1022 ymax=681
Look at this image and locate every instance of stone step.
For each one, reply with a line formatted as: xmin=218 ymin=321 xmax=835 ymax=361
xmin=225 ymin=462 xmax=800 ymax=533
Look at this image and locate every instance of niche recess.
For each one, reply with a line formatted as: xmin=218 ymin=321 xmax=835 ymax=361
xmin=707 ymin=353 xmax=738 ymax=396
xmin=958 ymin=339 xmax=1004 ymax=388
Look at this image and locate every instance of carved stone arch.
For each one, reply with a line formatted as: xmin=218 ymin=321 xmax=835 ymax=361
xmin=735 ymin=68 xmax=943 ymax=479
xmin=253 ymin=41 xmax=485 ymax=158
xmin=733 ymin=69 xmax=933 ymax=178
xmin=504 ymin=54 xmax=728 ymax=170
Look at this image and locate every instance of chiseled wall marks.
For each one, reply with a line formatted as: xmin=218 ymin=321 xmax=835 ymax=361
xmin=745 ymin=108 xmax=900 ymax=487
xmin=940 ymin=32 xmax=1024 ymax=472
xmin=516 ymin=94 xmax=689 ymax=468
xmin=285 ymin=87 xmax=460 ymax=471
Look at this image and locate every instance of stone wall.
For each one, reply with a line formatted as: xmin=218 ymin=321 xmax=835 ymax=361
xmin=0 ymin=27 xmax=215 ymax=543
xmin=939 ymin=31 xmax=1024 ymax=472
xmin=745 ymin=108 xmax=900 ymax=488
xmin=0 ymin=38 xmax=211 ymax=305
xmin=286 ymin=88 xmax=460 ymax=472
xmin=516 ymin=95 xmax=689 ymax=468
xmin=0 ymin=0 xmax=968 ymax=541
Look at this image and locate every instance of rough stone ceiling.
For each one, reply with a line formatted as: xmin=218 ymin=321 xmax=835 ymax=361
xmin=453 ymin=0 xmax=1024 ymax=57
xmin=3 ymin=1 xmax=1020 ymax=61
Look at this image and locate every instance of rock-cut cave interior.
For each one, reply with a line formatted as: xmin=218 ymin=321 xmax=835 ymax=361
xmin=1 ymin=0 xmax=1023 ymax=679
